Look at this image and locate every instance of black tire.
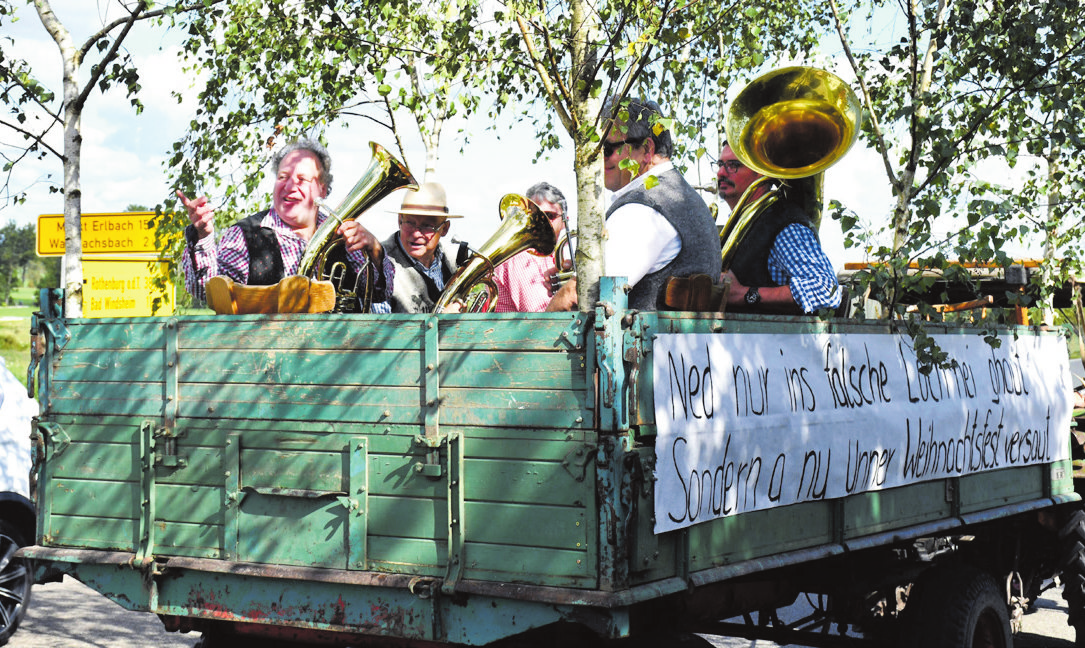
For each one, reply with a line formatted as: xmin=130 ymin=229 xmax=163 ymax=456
xmin=905 ymin=564 xmax=1011 ymax=648
xmin=0 ymin=520 xmax=32 ymax=646
xmin=1060 ymin=508 xmax=1085 ymax=647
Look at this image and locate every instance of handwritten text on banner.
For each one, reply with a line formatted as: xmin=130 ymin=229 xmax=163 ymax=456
xmin=651 ymin=332 xmax=1072 ymax=534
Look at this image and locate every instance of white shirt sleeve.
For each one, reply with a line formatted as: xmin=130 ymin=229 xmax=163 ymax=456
xmin=604 ymin=202 xmax=681 ymax=286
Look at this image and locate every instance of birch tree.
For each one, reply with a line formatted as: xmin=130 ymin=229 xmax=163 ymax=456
xmin=163 ymin=0 xmax=827 ymax=310
xmin=0 ymin=0 xmax=223 ymax=316
xmin=829 ymin=0 xmax=1085 ymax=323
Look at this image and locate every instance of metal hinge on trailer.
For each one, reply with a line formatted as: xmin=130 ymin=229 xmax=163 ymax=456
xmin=622 ymin=311 xmax=651 ymax=425
xmin=142 ymin=420 xmax=187 ymax=469
xmin=27 ymin=290 xmax=70 ymax=400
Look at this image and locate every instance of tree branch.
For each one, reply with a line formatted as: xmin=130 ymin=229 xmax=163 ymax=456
xmin=76 ymin=0 xmax=228 ymax=62
xmin=0 ymin=117 xmax=63 ymax=160
xmin=829 ymin=0 xmax=900 ymax=193
xmin=515 ymin=13 xmax=576 ymax=134
xmin=74 ymin=1 xmax=146 ymax=113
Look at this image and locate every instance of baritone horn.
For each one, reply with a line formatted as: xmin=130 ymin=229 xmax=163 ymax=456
xmin=297 ymin=142 xmax=417 ymax=312
xmin=433 ymin=194 xmax=557 ymax=313
xmin=720 ymin=66 xmax=861 ymax=269
xmin=551 ymin=228 xmax=576 ymax=291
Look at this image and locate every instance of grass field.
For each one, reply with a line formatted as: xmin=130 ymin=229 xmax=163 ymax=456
xmin=0 ymin=306 xmax=32 ymax=391
xmin=9 ymin=286 xmax=37 ymax=306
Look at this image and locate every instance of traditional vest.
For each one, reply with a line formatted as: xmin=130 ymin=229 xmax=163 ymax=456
xmin=382 ymin=233 xmax=470 ymax=313
xmin=184 ymin=210 xmax=284 ymax=286
xmin=728 ymin=196 xmax=816 ymax=288
xmin=607 ymin=167 xmax=722 ymax=310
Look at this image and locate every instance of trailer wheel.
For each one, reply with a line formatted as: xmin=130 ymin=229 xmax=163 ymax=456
xmin=0 ymin=520 xmax=32 ymax=646
xmin=1059 ymin=508 xmax=1085 ymax=646
xmin=906 ymin=564 xmax=1010 ymax=648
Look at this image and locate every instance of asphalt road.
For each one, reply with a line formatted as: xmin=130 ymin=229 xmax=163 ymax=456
xmin=4 ymin=576 xmax=1078 ymax=647
xmin=8 ymin=577 xmax=200 ymax=648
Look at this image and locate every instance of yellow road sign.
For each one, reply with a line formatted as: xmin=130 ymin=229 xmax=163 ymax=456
xmin=82 ymin=257 xmax=175 ymax=318
xmin=37 ymin=212 xmax=168 ymax=256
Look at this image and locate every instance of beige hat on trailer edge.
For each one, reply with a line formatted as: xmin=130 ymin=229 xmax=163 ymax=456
xmin=392 ymin=181 xmax=463 ymax=218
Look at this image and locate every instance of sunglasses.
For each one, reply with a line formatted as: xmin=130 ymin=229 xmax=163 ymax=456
xmin=603 ymin=137 xmax=646 ymax=158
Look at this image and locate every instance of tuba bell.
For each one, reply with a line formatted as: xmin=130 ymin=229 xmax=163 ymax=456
xmin=720 ymin=66 xmax=861 ymax=269
xmin=433 ymin=194 xmax=557 ymax=313
xmin=297 ymin=141 xmax=417 ymax=312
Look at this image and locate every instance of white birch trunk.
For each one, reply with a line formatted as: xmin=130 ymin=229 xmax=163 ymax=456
xmin=34 ymin=0 xmax=84 ymax=317
xmin=570 ymin=0 xmax=602 ymax=312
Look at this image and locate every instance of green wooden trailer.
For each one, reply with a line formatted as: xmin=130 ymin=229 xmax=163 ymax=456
xmin=20 ymin=279 xmax=1085 ymax=647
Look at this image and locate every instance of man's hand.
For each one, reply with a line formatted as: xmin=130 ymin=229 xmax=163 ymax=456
xmin=546 ymin=278 xmax=578 ymax=312
xmin=722 ymin=269 xmax=803 ymax=313
xmin=722 ymin=270 xmax=747 ymax=306
xmin=338 ymin=221 xmax=381 ymax=258
xmin=176 ymin=190 xmax=215 ymax=240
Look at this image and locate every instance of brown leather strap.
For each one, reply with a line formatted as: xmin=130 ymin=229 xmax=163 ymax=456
xmin=662 ymin=274 xmax=729 ymax=312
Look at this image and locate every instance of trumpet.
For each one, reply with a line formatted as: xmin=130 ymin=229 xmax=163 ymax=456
xmin=297 ymin=142 xmax=417 ymax=311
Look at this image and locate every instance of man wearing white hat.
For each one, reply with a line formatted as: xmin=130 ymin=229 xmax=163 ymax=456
xmin=381 ymin=181 xmax=471 ymax=313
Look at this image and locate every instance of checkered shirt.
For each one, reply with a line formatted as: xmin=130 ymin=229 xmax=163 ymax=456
xmin=767 ymin=223 xmax=841 ymax=313
xmin=493 ymin=250 xmax=556 ymax=313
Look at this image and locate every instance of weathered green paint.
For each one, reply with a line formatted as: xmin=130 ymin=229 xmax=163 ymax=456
xmin=24 ymin=287 xmax=1079 ymax=645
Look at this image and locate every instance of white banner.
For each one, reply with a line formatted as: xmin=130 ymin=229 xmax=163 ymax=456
xmin=651 ymin=332 xmax=1073 ymax=534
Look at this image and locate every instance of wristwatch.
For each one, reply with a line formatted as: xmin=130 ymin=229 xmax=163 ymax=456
xmin=744 ymin=287 xmax=761 ymax=305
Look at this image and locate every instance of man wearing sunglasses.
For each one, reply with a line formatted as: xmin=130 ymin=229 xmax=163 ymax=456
xmin=381 ymin=181 xmax=472 ymax=313
xmin=493 ymin=182 xmax=571 ymax=312
xmin=716 ymin=142 xmax=840 ymax=314
xmin=548 ymin=97 xmax=722 ymax=311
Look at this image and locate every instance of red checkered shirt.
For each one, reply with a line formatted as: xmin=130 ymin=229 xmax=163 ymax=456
xmin=493 ymin=250 xmax=556 ymax=313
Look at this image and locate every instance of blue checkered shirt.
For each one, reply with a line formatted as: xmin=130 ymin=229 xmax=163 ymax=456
xmin=398 ymin=241 xmax=448 ymax=293
xmin=767 ymin=223 xmax=841 ymax=313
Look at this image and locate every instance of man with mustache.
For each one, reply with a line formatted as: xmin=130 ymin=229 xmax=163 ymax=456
xmin=716 ymin=141 xmax=840 ymax=314
xmin=177 ymin=138 xmax=391 ymax=311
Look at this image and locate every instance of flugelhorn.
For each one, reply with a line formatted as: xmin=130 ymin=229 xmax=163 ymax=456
xmin=721 ymin=66 xmax=861 ymax=268
xmin=433 ymin=194 xmax=557 ymax=313
xmin=297 ymin=142 xmax=417 ymax=311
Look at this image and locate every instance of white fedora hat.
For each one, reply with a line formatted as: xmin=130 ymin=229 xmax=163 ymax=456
xmin=392 ymin=181 xmax=463 ymax=218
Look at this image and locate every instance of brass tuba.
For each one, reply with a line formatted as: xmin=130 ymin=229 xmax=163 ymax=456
xmin=433 ymin=194 xmax=557 ymax=313
xmin=720 ymin=66 xmax=861 ymax=269
xmin=297 ymin=141 xmax=417 ymax=312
